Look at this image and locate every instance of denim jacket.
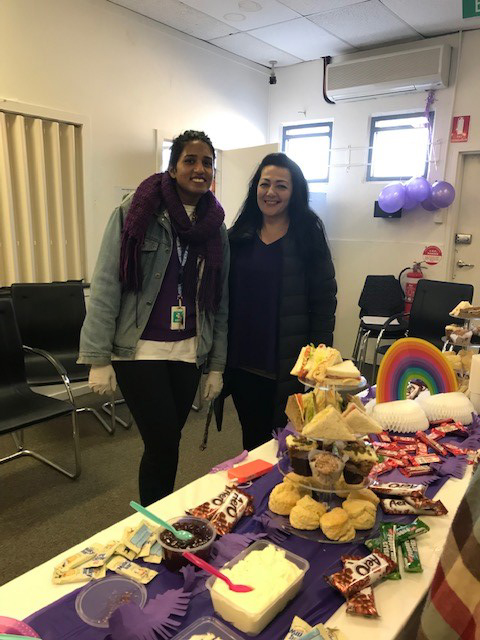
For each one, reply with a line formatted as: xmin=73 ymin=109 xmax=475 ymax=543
xmin=78 ymin=194 xmax=229 ymax=371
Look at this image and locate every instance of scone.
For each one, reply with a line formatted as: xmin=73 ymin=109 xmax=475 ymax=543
xmin=283 ymin=473 xmax=315 ymax=493
xmin=345 ymin=488 xmax=380 ymax=507
xmin=320 ymin=508 xmax=355 ymax=542
xmin=342 ymin=499 xmax=377 ymax=530
xmin=289 ymin=497 xmax=323 ymax=530
xmin=268 ymin=483 xmax=303 ymax=515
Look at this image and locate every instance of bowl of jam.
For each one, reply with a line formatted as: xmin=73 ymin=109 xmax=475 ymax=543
xmin=157 ymin=516 xmax=216 ymax=571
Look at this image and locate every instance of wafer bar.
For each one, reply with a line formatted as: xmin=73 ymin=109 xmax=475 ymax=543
xmin=326 ymin=550 xmax=396 ymax=597
xmin=210 ymin=487 xmax=253 ymax=535
xmin=187 ymin=485 xmax=234 ymax=520
xmin=410 ymin=454 xmax=441 ymax=465
xmin=416 ymin=431 xmax=448 ymax=456
xmin=377 ymin=432 xmax=392 ymax=443
xmin=434 ymin=421 xmax=468 ymax=437
xmin=400 ymin=464 xmax=431 ymax=477
xmin=392 ymin=435 xmax=416 ymax=443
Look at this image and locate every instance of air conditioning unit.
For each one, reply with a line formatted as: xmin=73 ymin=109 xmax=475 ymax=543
xmin=326 ymin=44 xmax=451 ymax=102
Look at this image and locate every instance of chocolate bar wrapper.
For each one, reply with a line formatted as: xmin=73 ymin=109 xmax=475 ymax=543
xmin=416 ymin=442 xmax=428 ymax=455
xmin=392 ymin=435 xmax=416 ymax=443
xmin=369 ymin=459 xmax=402 ymax=477
xmin=395 ymin=518 xmax=430 ymax=544
xmin=405 ymin=495 xmax=448 ymax=516
xmin=187 ymin=485 xmax=234 ymax=520
xmin=400 ymin=538 xmax=423 ymax=573
xmin=210 ymin=487 xmax=254 ymax=535
xmin=370 ymin=482 xmax=426 ymax=497
xmin=410 ymin=454 xmax=441 ymax=465
xmin=326 ymin=550 xmax=397 ymax=597
xmin=381 ymin=498 xmax=447 ymax=516
xmin=377 ymin=432 xmax=392 ymax=443
xmin=400 ymin=464 xmax=431 ymax=477
xmin=434 ymin=421 xmax=468 ymax=437
xmin=379 ymin=523 xmax=401 ymax=580
xmin=416 ymin=431 xmax=448 ymax=456
xmin=443 ymin=443 xmax=465 ymax=456
xmin=342 ymin=555 xmax=379 ymax=618
xmin=429 ymin=418 xmax=453 ymax=426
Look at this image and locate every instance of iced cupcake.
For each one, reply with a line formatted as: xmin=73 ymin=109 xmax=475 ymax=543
xmin=286 ymin=434 xmax=318 ymax=476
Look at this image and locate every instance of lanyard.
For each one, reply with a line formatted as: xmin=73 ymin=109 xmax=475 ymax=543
xmin=176 ymin=237 xmax=189 ymax=302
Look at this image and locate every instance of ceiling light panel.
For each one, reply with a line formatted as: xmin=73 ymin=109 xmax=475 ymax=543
xmin=209 ymin=32 xmax=302 ymax=66
xmin=181 ymin=0 xmax=300 ymax=30
xmin=309 ymin=0 xmax=419 ymax=49
xmin=109 ymin=0 xmax=237 ymax=39
xmin=382 ymin=0 xmax=480 ymax=35
xmin=252 ymin=17 xmax=353 ymax=59
xmin=278 ymin=0 xmax=368 ymax=16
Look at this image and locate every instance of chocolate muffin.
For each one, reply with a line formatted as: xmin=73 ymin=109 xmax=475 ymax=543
xmin=286 ymin=434 xmax=318 ymax=476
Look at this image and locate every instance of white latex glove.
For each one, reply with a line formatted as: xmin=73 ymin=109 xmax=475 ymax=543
xmin=88 ymin=364 xmax=117 ymax=395
xmin=204 ymin=371 xmax=223 ymax=402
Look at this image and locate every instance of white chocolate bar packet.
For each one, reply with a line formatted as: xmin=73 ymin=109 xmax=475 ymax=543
xmin=107 ymin=556 xmax=158 ymax=584
xmin=143 ymin=540 xmax=164 ymax=564
xmin=284 ymin=617 xmax=349 ymax=640
xmin=82 ymin=540 xmax=120 ymax=568
xmin=52 ymin=564 xmax=106 ymax=584
xmin=123 ymin=520 xmax=157 ymax=555
xmin=55 ymin=544 xmax=103 ymax=574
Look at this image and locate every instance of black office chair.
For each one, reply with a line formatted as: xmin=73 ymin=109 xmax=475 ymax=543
xmin=371 ymin=279 xmax=474 ymax=383
xmin=0 ymin=299 xmax=80 ymax=479
xmin=10 ymin=282 xmax=127 ymax=434
xmin=352 ymin=275 xmax=407 ymax=374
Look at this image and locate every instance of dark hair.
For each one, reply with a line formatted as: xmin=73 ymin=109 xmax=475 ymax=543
xmin=168 ymin=130 xmax=215 ymax=170
xmin=229 ymin=152 xmax=328 ymax=257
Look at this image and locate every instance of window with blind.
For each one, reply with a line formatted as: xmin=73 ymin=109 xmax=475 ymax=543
xmin=0 ymin=110 xmax=87 ymax=286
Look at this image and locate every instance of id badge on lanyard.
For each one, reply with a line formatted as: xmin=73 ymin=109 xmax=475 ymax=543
xmin=171 ymin=237 xmax=188 ymax=330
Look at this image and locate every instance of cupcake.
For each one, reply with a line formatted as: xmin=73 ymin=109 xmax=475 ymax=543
xmin=286 ymin=434 xmax=318 ymax=476
xmin=342 ymin=442 xmax=378 ymax=484
xmin=309 ymin=450 xmax=345 ymax=488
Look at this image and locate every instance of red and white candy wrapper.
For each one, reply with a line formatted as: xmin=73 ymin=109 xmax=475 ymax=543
xmin=375 ymin=448 xmax=405 ymax=459
xmin=369 ymin=459 xmax=403 ymax=478
xmin=416 ymin=442 xmax=428 ymax=455
xmin=416 ymin=431 xmax=448 ymax=456
xmin=443 ymin=442 xmax=465 ymax=456
xmin=392 ymin=435 xmax=416 ymax=443
xmin=377 ymin=432 xmax=392 ymax=443
xmin=187 ymin=485 xmax=234 ymax=520
xmin=342 ymin=555 xmax=379 ymax=618
xmin=410 ymin=454 xmax=441 ymax=465
xmin=326 ymin=550 xmax=397 ymax=598
xmin=434 ymin=421 xmax=469 ymax=437
xmin=400 ymin=464 xmax=432 ymax=477
xmin=210 ymin=487 xmax=254 ymax=535
xmin=373 ymin=442 xmax=399 ymax=452
xmin=429 ymin=429 xmax=446 ymax=441
xmin=429 ymin=418 xmax=454 ymax=426
xmin=370 ymin=482 xmax=426 ymax=497
xmin=381 ymin=497 xmax=447 ymax=516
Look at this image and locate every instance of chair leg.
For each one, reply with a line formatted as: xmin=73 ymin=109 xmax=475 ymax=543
xmin=101 ymin=398 xmax=133 ymax=430
xmin=358 ymin=330 xmax=370 ymax=375
xmin=77 ymin=407 xmax=115 ymax=435
xmin=371 ymin=347 xmax=380 ymax=385
xmin=1 ymin=411 xmax=81 ymax=479
xmin=352 ymin=326 xmax=363 ymax=364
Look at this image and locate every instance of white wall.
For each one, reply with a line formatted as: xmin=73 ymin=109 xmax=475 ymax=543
xmin=1 ymin=0 xmax=269 ymax=275
xmin=267 ymin=33 xmax=480 ymax=357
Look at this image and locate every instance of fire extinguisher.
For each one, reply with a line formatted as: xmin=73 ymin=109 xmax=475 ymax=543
xmin=399 ymin=262 xmax=426 ymax=313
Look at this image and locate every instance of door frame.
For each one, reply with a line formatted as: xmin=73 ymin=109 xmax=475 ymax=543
xmin=446 ymin=150 xmax=480 ymax=280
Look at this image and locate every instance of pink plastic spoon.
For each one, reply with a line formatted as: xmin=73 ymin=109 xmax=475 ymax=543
xmin=182 ymin=552 xmax=254 ymax=593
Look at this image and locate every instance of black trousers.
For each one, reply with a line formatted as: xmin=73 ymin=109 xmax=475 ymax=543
xmin=113 ymin=360 xmax=201 ymax=506
xmin=229 ymin=368 xmax=285 ymax=451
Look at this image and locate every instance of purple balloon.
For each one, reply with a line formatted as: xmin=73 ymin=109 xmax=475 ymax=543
xmin=421 ymin=197 xmax=439 ymax=212
xmin=406 ymin=176 xmax=431 ymax=203
xmin=378 ymin=182 xmax=406 ymax=214
xmin=431 ymin=181 xmax=456 ymax=208
xmin=403 ymin=192 xmax=418 ymax=211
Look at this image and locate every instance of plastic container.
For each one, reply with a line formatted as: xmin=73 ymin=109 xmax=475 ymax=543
xmin=172 ymin=616 xmax=244 ymax=639
xmin=75 ymin=575 xmax=147 ymax=628
xmin=205 ymin=540 xmax=309 ymax=636
xmin=157 ymin=515 xmax=216 ymax=572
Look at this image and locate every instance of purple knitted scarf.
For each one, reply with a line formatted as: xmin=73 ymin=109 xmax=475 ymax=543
xmin=119 ymin=172 xmax=225 ymax=312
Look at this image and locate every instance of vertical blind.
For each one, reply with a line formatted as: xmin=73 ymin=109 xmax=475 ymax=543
xmin=0 ymin=110 xmax=86 ymax=286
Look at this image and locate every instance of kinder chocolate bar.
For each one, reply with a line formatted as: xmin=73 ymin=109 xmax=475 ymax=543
xmin=400 ymin=538 xmax=423 ymax=573
xmin=416 ymin=431 xmax=448 ymax=456
xmin=210 ymin=487 xmax=254 ymax=535
xmin=400 ymin=464 xmax=432 ymax=477
xmin=410 ymin=454 xmax=441 ymax=465
xmin=395 ymin=518 xmax=430 ymax=544
xmin=370 ymin=482 xmax=426 ymax=497
xmin=187 ymin=485 xmax=234 ymax=519
xmin=326 ymin=550 xmax=397 ymax=597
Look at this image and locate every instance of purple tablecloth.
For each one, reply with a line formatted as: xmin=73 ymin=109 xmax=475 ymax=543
xmin=24 ymin=433 xmax=466 ymax=640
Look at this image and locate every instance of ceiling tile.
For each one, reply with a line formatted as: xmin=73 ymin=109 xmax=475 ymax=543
xmin=381 ymin=0 xmax=480 ymax=35
xmin=277 ymin=0 xmax=368 ymax=16
xmin=109 ymin=0 xmax=238 ymax=39
xmin=181 ymin=0 xmax=300 ymax=30
xmin=251 ymin=17 xmax=354 ymax=59
xmin=309 ymin=0 xmax=420 ymax=48
xmin=209 ymin=32 xmax=302 ymax=66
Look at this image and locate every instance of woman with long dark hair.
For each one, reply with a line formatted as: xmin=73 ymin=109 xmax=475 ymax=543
xmin=79 ymin=130 xmax=229 ymax=505
xmin=224 ymin=152 xmax=336 ymax=450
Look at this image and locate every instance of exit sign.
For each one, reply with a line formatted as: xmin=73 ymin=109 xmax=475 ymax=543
xmin=463 ymin=0 xmax=480 ymax=18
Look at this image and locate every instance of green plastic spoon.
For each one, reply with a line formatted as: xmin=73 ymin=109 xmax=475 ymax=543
xmin=129 ymin=500 xmax=193 ymax=542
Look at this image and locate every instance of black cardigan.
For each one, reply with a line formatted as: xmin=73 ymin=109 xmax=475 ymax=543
xmin=216 ymin=221 xmax=337 ymax=429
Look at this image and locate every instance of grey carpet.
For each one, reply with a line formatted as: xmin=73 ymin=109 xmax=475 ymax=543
xmin=0 ymin=392 xmax=243 ymax=586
